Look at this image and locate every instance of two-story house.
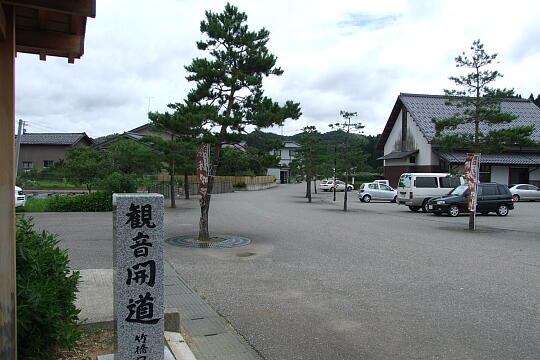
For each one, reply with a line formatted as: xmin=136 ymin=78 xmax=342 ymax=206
xmin=377 ymin=93 xmax=540 ymax=187
xmin=17 ymin=132 xmax=95 ymax=172
xmin=267 ymin=141 xmax=300 ymax=183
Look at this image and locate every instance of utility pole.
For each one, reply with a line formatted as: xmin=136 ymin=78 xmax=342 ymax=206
xmin=15 ymin=119 xmax=23 ymax=178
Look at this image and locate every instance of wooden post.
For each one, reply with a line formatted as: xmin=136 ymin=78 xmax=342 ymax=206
xmin=0 ymin=4 xmax=17 ymax=359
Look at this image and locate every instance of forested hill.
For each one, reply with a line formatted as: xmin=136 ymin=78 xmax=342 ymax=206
xmin=245 ymin=129 xmax=383 ymax=172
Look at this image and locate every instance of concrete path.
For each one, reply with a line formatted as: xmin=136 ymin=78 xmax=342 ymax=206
xmin=76 ymin=261 xmax=262 ymax=360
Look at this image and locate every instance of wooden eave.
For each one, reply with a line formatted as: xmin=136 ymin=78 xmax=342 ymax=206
xmin=0 ymin=0 xmax=95 ymax=63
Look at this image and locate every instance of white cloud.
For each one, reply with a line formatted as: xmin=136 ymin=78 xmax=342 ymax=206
xmin=14 ymin=0 xmax=540 ymax=138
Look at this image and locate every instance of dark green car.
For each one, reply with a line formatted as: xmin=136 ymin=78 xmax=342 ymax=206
xmin=427 ymin=183 xmax=514 ymax=217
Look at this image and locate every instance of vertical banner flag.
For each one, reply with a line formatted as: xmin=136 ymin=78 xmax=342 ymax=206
xmin=464 ymin=153 xmax=480 ymax=212
xmin=197 ymin=143 xmax=210 ymax=208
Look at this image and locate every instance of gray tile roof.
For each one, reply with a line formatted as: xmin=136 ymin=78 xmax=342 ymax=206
xmin=400 ymin=93 xmax=540 ymax=142
xmin=18 ymin=132 xmax=93 ymax=145
xmin=438 ymin=152 xmax=540 ymax=165
xmin=377 ymin=150 xmax=418 ymax=160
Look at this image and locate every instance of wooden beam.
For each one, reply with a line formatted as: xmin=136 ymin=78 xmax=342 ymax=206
xmin=2 ymin=0 xmax=95 ymax=18
xmin=0 ymin=5 xmax=6 ymax=41
xmin=16 ymin=28 xmax=82 ymax=56
xmin=0 ymin=4 xmax=17 ymax=358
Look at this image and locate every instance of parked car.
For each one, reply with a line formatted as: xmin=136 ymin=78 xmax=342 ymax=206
xmin=426 ymin=183 xmax=514 ymax=217
xmin=319 ymin=179 xmax=353 ymax=192
xmin=15 ymin=186 xmax=26 ymax=207
xmin=358 ymin=182 xmax=397 ymax=203
xmin=508 ymin=184 xmax=540 ymax=202
xmin=397 ymin=173 xmax=465 ymax=212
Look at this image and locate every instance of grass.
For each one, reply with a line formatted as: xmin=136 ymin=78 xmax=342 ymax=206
xmin=18 ymin=197 xmax=50 ymax=212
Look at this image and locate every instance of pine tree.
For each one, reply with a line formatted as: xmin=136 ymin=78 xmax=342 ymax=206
xmin=184 ymin=3 xmax=301 ymax=240
xmin=432 ymin=39 xmax=535 ymax=230
xmin=432 ymin=40 xmax=534 ymax=154
xmin=329 ymin=111 xmax=364 ymax=211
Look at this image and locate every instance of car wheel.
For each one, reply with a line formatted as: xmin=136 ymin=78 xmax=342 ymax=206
xmin=448 ymin=204 xmax=460 ymax=217
xmin=421 ymin=199 xmax=430 ymax=213
xmin=512 ymin=194 xmax=520 ymax=202
xmin=362 ymin=195 xmax=371 ymax=203
xmin=408 ymin=206 xmax=420 ymax=212
xmin=348 ymin=186 xmax=353 ymax=191
xmin=496 ymin=204 xmax=509 ymax=216
xmin=392 ymin=196 xmax=397 ymax=203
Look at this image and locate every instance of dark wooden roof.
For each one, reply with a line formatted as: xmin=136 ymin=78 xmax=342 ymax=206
xmin=1 ymin=0 xmax=95 ymax=62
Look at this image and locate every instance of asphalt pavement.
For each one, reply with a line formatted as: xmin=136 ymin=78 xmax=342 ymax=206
xmin=29 ymin=183 xmax=540 ymax=360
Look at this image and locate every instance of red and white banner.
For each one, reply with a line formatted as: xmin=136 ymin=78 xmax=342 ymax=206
xmin=196 ymin=143 xmax=210 ymax=207
xmin=464 ymin=153 xmax=480 ymax=212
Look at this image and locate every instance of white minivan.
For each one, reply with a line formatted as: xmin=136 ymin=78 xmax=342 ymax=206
xmin=397 ymin=173 xmax=464 ymax=212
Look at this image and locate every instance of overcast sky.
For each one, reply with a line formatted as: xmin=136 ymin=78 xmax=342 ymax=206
xmin=15 ymin=0 xmax=540 ymax=138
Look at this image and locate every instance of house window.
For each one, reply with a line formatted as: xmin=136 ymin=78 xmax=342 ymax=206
xmin=22 ymin=161 xmax=33 ymax=169
xmin=43 ymin=160 xmax=54 ymax=168
xmin=479 ymin=164 xmax=491 ymax=183
xmin=273 ymin=150 xmax=282 ymax=157
xmin=409 ymin=156 xmax=416 ymax=164
xmin=289 ymin=150 xmax=296 ymax=157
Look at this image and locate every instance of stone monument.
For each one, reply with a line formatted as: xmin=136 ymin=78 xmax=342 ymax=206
xmin=112 ymin=194 xmax=164 ymax=360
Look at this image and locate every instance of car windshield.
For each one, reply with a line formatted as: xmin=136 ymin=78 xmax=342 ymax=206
xmin=449 ymin=184 xmax=468 ymax=196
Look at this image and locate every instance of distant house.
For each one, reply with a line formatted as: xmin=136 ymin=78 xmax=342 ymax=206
xmin=17 ymin=132 xmax=94 ymax=172
xmin=377 ymin=93 xmax=540 ymax=187
xmin=93 ymin=123 xmax=175 ymax=149
xmin=267 ymin=141 xmax=300 ymax=183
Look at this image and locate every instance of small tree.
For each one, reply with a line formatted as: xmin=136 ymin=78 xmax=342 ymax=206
xmin=64 ymin=146 xmax=110 ymax=193
xmin=141 ymin=135 xmax=196 ymax=208
xmin=432 ymin=39 xmax=536 ymax=229
xmin=183 ymin=3 xmax=301 ymax=240
xmin=432 ymin=40 xmax=535 ymax=154
xmin=290 ymin=126 xmax=324 ymax=203
xmin=329 ymin=111 xmax=365 ymax=211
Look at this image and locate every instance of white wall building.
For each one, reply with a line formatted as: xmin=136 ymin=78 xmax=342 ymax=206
xmin=267 ymin=141 xmax=300 ymax=183
xmin=377 ymin=93 xmax=540 ymax=187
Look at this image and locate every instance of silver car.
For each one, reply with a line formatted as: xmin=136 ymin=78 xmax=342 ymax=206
xmin=509 ymin=184 xmax=540 ymax=202
xmin=358 ymin=182 xmax=397 ymax=203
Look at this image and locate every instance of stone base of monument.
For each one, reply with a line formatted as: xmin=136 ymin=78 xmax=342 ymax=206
xmin=97 ymin=346 xmax=175 ymax=360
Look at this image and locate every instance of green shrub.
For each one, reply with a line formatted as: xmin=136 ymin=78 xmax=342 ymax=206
xmin=16 ymin=217 xmax=81 ymax=359
xmin=47 ymin=191 xmax=113 ymax=212
xmin=99 ymin=172 xmax=137 ymax=193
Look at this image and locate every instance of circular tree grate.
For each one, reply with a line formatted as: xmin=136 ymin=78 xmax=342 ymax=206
xmin=165 ymin=234 xmax=251 ymax=248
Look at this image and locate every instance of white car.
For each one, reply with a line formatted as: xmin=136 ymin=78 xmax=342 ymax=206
xmin=319 ymin=179 xmax=353 ymax=192
xmin=358 ymin=182 xmax=397 ymax=203
xmin=15 ymin=186 xmax=26 ymax=207
xmin=509 ymin=184 xmax=540 ymax=202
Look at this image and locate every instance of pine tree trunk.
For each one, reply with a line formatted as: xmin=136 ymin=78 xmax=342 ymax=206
xmin=184 ymin=173 xmax=189 ymax=199
xmin=199 ymin=203 xmax=210 ymax=241
xmin=344 ymin=170 xmax=348 ymax=212
xmin=307 ymin=175 xmax=312 ymax=203
xmin=198 ymin=139 xmax=224 ymax=241
xmin=313 ymin=177 xmax=317 ymax=194
xmin=170 ymin=161 xmax=176 ymax=208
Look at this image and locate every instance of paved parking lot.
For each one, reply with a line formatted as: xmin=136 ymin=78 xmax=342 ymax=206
xmin=30 ymin=183 xmax=540 ymax=359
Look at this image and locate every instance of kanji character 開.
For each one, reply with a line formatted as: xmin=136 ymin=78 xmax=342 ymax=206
xmin=126 ymin=260 xmax=156 ymax=287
